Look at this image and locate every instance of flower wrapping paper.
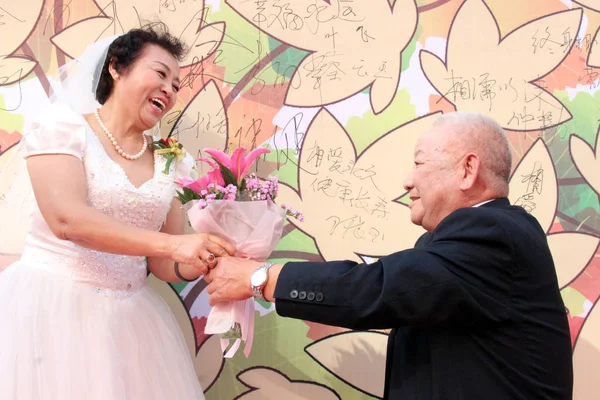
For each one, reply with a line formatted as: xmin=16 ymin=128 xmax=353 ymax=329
xmin=187 ymin=199 xmax=286 ymax=358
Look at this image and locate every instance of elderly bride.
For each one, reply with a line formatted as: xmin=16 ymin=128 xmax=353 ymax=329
xmin=0 ymin=24 xmax=232 ymax=399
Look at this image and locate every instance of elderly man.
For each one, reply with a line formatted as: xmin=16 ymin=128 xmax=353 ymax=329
xmin=205 ymin=112 xmax=573 ymax=399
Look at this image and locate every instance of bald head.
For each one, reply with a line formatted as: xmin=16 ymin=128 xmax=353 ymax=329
xmin=404 ymin=112 xmax=512 ymax=230
xmin=429 ymin=112 xmax=512 ymax=196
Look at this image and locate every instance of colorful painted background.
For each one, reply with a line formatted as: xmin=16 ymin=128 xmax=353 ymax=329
xmin=1 ymin=0 xmax=600 ymax=398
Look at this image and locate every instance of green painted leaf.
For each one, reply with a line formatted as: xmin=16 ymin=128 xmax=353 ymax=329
xmin=561 ymin=287 xmax=590 ymax=316
xmin=345 ymin=88 xmax=417 ymax=154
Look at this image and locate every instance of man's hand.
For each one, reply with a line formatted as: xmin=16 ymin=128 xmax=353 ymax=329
xmin=205 ymin=257 xmax=262 ymax=306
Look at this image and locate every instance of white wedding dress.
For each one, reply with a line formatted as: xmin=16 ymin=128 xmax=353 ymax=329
xmin=0 ymin=104 xmax=205 ymax=399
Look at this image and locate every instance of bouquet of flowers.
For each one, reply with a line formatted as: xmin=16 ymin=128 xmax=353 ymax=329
xmin=176 ymin=146 xmax=303 ymax=358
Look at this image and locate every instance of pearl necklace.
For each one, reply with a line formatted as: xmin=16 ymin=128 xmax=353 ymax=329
xmin=94 ymin=109 xmax=147 ymax=161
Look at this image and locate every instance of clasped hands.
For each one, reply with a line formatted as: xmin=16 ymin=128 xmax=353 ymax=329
xmin=204 ymin=256 xmax=264 ymax=306
xmin=174 ymin=232 xmax=264 ymax=305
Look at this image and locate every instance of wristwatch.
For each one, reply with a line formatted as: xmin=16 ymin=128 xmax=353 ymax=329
xmin=250 ymin=262 xmax=274 ymax=301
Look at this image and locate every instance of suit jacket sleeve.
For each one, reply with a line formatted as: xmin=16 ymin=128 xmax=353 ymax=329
xmin=273 ymin=208 xmax=516 ymax=330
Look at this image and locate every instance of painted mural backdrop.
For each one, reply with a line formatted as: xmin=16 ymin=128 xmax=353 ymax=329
xmin=1 ymin=0 xmax=600 ymax=398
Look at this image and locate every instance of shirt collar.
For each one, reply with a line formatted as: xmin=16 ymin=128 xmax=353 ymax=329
xmin=472 ymin=199 xmax=494 ymax=208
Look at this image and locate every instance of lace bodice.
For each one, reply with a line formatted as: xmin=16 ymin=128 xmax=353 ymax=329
xmin=19 ymin=104 xmax=196 ymax=298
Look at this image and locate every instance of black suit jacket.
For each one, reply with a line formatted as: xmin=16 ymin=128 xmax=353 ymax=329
xmin=274 ymin=198 xmax=573 ymax=399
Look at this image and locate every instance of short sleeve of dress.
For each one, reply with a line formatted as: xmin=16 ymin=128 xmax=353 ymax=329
xmin=174 ymin=151 xmax=199 ymax=183
xmin=23 ymin=103 xmax=87 ymax=160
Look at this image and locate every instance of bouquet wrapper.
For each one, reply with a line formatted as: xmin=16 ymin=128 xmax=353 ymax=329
xmin=187 ymin=200 xmax=286 ymax=358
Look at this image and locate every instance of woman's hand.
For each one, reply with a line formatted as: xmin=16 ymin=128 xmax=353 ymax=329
xmin=169 ymin=233 xmax=236 ymax=276
xmin=149 ymin=198 xmax=236 ymax=283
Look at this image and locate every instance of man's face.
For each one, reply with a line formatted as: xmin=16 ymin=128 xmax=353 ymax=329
xmin=403 ymin=127 xmax=460 ymax=231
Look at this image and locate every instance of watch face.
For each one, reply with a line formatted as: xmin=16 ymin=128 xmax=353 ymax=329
xmin=251 ymin=269 xmax=267 ymax=287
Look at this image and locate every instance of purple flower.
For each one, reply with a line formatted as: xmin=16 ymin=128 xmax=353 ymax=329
xmin=183 ymin=155 xmax=300 ymax=218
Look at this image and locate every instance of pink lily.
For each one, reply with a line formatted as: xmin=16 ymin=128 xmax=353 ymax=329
xmin=176 ymin=177 xmax=206 ymax=193
xmin=204 ymin=147 xmax=271 ymax=182
xmin=176 ymin=158 xmax=224 ymax=192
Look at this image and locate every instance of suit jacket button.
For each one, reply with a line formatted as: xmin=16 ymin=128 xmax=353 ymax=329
xmin=299 ymin=291 xmax=307 ymax=300
xmin=307 ymin=292 xmax=315 ymax=301
xmin=315 ymin=292 xmax=324 ymax=302
xmin=290 ymin=290 xmax=299 ymax=299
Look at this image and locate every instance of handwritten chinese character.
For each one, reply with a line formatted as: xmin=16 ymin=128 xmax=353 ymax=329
xmin=443 ymin=70 xmax=474 ymax=102
xmin=307 ymin=142 xmax=324 ymax=168
xmin=514 ymin=161 xmax=544 ymax=213
xmin=352 ymin=60 xmax=369 ymax=78
xmin=497 ymin=78 xmax=518 ymax=103
xmin=352 ymin=164 xmax=378 ymax=189
xmin=328 ymin=147 xmax=344 ymax=173
xmin=371 ymin=196 xmax=389 ymax=219
xmin=337 ymin=181 xmax=353 ymax=205
xmin=354 ymin=188 xmax=370 ymax=211
xmin=302 ymin=51 xmax=345 ymax=89
xmin=327 ymin=64 xmax=344 ymax=82
xmin=374 ymin=61 xmax=392 ymax=79
xmin=368 ymin=228 xmax=384 ymax=242
xmin=561 ymin=27 xmax=574 ymax=54
xmin=356 ymin=26 xmax=375 ymax=43
xmin=478 ymin=73 xmax=497 ymax=111
xmin=532 ymin=27 xmax=551 ymax=54
xmin=537 ymin=111 xmax=554 ymax=129
xmin=325 ymin=26 xmax=338 ymax=49
xmin=253 ymin=0 xmax=268 ymax=24
xmin=524 ymin=80 xmax=559 ymax=112
xmin=507 ymin=106 xmax=535 ymax=129
xmin=579 ymin=67 xmax=599 ymax=89
xmin=326 ymin=215 xmax=365 ymax=239
xmin=310 ymin=176 xmax=333 ymax=195
xmin=342 ymin=5 xmax=358 ymax=18
xmin=521 ymin=161 xmax=544 ymax=194
xmin=340 ymin=159 xmax=356 ymax=175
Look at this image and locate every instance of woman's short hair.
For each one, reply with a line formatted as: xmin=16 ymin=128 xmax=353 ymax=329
xmin=95 ymin=23 xmax=187 ymax=104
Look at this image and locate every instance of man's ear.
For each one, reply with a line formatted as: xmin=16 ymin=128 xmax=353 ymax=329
xmin=459 ymin=153 xmax=480 ymax=191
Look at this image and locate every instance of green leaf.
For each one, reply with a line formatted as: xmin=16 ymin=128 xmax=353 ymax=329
xmin=151 ymin=141 xmax=168 ymax=150
xmin=163 ymin=155 xmax=175 ymax=174
xmin=212 ymin=157 xmax=238 ymax=187
xmin=177 ymin=187 xmax=200 ymax=205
